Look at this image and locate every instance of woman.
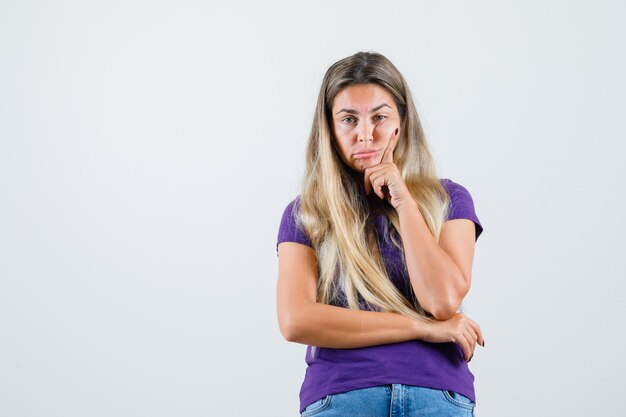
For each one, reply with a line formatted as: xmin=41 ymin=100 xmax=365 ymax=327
xmin=275 ymin=51 xmax=485 ymax=417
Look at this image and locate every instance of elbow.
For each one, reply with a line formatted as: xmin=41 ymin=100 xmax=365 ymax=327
xmin=429 ymin=304 xmax=458 ymax=321
xmin=426 ymin=296 xmax=462 ymax=321
xmin=429 ymin=277 xmax=469 ymax=320
xmin=278 ymin=307 xmax=309 ymax=342
xmin=278 ymin=313 xmax=299 ymax=342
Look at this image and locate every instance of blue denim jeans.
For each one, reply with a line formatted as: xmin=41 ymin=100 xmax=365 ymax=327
xmin=300 ymin=384 xmax=476 ymax=417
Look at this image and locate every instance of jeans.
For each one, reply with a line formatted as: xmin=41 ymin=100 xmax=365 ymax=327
xmin=300 ymin=384 xmax=476 ymax=417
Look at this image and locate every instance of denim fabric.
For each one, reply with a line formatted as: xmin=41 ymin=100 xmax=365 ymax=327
xmin=300 ymin=384 xmax=475 ymax=417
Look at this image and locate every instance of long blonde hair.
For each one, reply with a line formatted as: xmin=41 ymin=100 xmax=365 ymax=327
xmin=298 ymin=51 xmax=453 ymax=357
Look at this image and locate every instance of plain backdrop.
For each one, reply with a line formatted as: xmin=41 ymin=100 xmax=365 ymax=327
xmin=1 ymin=1 xmax=625 ymax=416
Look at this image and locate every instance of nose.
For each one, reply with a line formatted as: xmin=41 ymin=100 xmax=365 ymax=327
xmin=357 ymin=119 xmax=374 ymax=142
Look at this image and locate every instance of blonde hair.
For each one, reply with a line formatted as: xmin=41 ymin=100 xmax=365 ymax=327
xmin=298 ymin=51 xmax=453 ymax=357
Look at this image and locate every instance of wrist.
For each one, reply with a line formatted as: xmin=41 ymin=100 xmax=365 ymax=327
xmin=411 ymin=316 xmax=431 ymax=341
xmin=395 ymin=197 xmax=418 ymax=216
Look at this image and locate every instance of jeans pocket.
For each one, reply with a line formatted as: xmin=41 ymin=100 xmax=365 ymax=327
xmin=301 ymin=395 xmax=333 ymax=416
xmin=440 ymin=390 xmax=475 ymax=411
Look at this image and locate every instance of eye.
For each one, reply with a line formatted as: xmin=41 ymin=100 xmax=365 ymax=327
xmin=374 ymin=114 xmax=387 ymax=122
xmin=341 ymin=116 xmax=356 ymax=124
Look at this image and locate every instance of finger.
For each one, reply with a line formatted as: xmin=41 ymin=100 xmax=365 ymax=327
xmin=464 ymin=315 xmax=482 ymax=344
xmin=460 ymin=337 xmax=471 ymax=362
xmin=467 ymin=318 xmax=485 ymax=347
xmin=364 ymin=168 xmax=380 ymax=197
xmin=381 ymin=128 xmax=399 ymax=164
xmin=380 ymin=128 xmax=398 ymax=163
xmin=465 ymin=323 xmax=479 ymax=344
xmin=462 ymin=331 xmax=475 ymax=362
xmin=371 ymin=172 xmax=390 ymax=200
xmin=376 ymin=186 xmax=385 ymax=200
xmin=465 ymin=327 xmax=478 ymax=354
xmin=453 ymin=333 xmax=471 ymax=362
xmin=373 ymin=176 xmax=386 ymax=200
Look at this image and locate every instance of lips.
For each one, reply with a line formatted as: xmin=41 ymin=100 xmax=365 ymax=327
xmin=354 ymin=149 xmax=380 ymax=159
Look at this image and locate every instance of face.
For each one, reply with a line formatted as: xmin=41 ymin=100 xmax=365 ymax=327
xmin=330 ymin=83 xmax=402 ymax=174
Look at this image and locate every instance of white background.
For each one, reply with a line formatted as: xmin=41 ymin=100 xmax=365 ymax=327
xmin=1 ymin=1 xmax=624 ymax=416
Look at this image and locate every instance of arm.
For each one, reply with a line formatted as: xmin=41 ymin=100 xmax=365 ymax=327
xmin=396 ymin=199 xmax=475 ymax=320
xmin=276 ymin=242 xmax=427 ymax=348
xmin=276 ymin=240 xmax=484 ymax=361
xmin=285 ymin=301 xmax=427 ymax=349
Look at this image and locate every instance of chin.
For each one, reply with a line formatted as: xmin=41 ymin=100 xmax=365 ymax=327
xmin=352 ymin=164 xmax=366 ymax=173
xmin=358 ymin=159 xmax=378 ymax=170
xmin=348 ymin=157 xmax=378 ymax=173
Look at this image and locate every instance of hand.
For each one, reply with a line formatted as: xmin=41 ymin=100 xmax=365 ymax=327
xmin=363 ymin=128 xmax=412 ymax=210
xmin=421 ymin=312 xmax=485 ymax=363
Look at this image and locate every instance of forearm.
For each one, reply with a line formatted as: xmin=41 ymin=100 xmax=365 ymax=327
xmin=287 ymin=301 xmax=427 ymax=349
xmin=397 ymin=199 xmax=466 ymax=318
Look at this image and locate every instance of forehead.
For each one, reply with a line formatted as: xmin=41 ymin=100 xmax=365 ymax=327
xmin=332 ymin=84 xmax=395 ymax=110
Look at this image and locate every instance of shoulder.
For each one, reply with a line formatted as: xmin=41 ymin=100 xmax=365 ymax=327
xmin=438 ymin=178 xmax=484 ymax=240
xmin=438 ymin=178 xmax=475 ymax=205
xmin=439 ymin=177 xmax=470 ymax=195
xmin=276 ymin=195 xmax=313 ymax=252
xmin=279 ymin=195 xmax=303 ymax=225
xmin=280 ymin=195 xmax=303 ymax=223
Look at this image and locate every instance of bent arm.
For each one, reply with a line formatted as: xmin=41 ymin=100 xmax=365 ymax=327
xmin=396 ymin=200 xmax=473 ymax=320
xmin=277 ymin=241 xmax=428 ymax=349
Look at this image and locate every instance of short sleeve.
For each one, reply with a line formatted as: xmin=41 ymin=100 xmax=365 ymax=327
xmin=440 ymin=178 xmax=484 ymax=241
xmin=276 ymin=196 xmax=314 ymax=255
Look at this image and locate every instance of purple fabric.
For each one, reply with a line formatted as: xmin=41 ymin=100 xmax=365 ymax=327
xmin=276 ymin=178 xmax=483 ymax=413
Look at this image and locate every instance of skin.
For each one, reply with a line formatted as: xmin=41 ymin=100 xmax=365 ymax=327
xmin=328 ymin=83 xmax=484 ymax=358
xmin=330 ymin=83 xmax=412 ymax=210
xmin=331 ymin=84 xmax=400 ymax=174
xmin=275 ymin=83 xmax=484 ymax=364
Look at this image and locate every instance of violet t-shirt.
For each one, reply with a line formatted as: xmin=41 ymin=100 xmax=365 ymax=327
xmin=276 ymin=178 xmax=484 ymax=413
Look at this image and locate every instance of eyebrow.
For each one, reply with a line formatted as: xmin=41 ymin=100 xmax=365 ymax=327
xmin=334 ymin=103 xmax=392 ymax=115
